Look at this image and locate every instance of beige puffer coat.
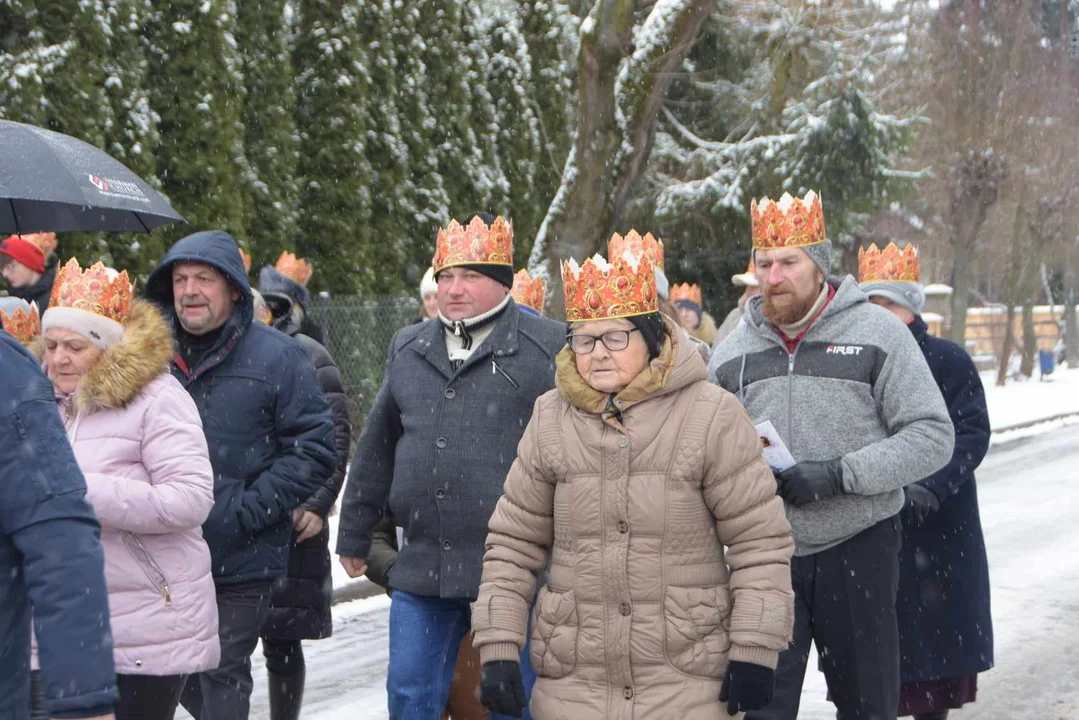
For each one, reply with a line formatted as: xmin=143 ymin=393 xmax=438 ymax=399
xmin=472 ymin=322 xmax=795 ymax=720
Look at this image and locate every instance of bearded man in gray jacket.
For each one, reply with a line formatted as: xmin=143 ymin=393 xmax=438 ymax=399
xmin=709 ymin=191 xmax=955 ymax=720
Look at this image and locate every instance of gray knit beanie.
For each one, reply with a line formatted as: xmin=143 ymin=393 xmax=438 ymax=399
xmin=754 ymin=238 xmax=832 ymax=278
xmin=860 ymin=281 xmax=925 ymax=315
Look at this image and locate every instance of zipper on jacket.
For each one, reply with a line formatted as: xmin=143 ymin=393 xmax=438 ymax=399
xmin=491 ymin=360 xmax=520 ymax=389
xmin=123 ymin=533 xmax=173 ymax=606
xmin=786 ymin=345 xmax=800 ymax=448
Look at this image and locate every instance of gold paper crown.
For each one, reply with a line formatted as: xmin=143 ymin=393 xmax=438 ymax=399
xmin=49 ymin=258 xmax=133 ymax=324
xmin=751 ymin=191 xmax=826 ymax=250
xmin=858 ymin=242 xmax=920 ymax=284
xmin=608 ymin=230 xmax=664 ymax=272
xmin=511 ymin=269 xmax=546 ymax=313
xmin=670 ymin=283 xmax=703 ymax=306
xmin=0 ymin=302 xmax=40 ymax=345
xmin=239 ymin=248 xmax=252 ymax=274
xmin=23 ymin=233 xmax=58 ymax=257
xmin=561 ymin=250 xmax=658 ymax=322
xmin=275 ymin=251 xmax=313 ymax=286
xmin=432 ymin=216 xmax=514 ymax=274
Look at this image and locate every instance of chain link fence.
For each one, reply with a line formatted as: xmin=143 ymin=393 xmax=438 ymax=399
xmin=306 ymin=294 xmax=420 ymax=434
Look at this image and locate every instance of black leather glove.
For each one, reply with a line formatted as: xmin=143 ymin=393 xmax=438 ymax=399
xmin=776 ymin=459 xmax=845 ymax=507
xmin=479 ymin=660 xmax=527 ymax=717
xmin=720 ymin=660 xmax=775 ymax=715
xmin=904 ymin=483 xmax=941 ymax=525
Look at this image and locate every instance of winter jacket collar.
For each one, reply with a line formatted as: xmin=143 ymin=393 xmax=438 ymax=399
xmin=555 ymin=318 xmax=706 ymax=431
xmin=48 ymin=300 xmax=174 ymax=416
xmin=909 ymin=315 xmax=929 ymax=345
xmin=411 ymin=297 xmax=525 ymax=380
xmin=9 ymin=259 xmax=56 ymax=308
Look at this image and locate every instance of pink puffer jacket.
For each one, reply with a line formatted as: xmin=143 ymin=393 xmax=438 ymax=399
xmin=46 ymin=300 xmax=220 ymax=675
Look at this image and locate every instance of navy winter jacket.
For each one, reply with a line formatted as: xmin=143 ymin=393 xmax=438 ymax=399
xmin=0 ymin=333 xmax=117 ymax=719
xmin=145 ymin=231 xmax=337 ymax=586
xmin=897 ymin=316 xmax=994 ymax=682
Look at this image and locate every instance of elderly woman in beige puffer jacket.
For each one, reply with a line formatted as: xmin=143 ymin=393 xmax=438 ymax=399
xmin=471 ymin=249 xmax=795 ymax=720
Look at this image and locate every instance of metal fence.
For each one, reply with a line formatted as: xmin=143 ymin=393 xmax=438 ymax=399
xmin=306 ymin=294 xmax=420 ymax=431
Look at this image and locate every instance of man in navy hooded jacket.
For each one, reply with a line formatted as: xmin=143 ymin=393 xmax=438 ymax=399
xmin=145 ymin=230 xmax=336 ymax=720
xmin=0 ymin=331 xmax=118 ymax=720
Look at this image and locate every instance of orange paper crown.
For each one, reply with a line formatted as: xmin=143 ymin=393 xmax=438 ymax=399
xmin=22 ymin=233 xmax=58 ymax=257
xmin=49 ymin=258 xmax=133 ymax=324
xmin=0 ymin=302 xmax=40 ymax=345
xmin=432 ymin=216 xmax=514 ymax=274
xmin=607 ymin=230 xmax=664 ymax=272
xmin=561 ymin=251 xmax=658 ymax=322
xmin=239 ymin=248 xmax=252 ymax=274
xmin=751 ymin=191 xmax=827 ymax=250
xmin=511 ymin=269 xmax=546 ymax=313
xmin=670 ymin=282 xmax=703 ymax=306
xmin=275 ymin=251 xmax=313 ymax=286
xmin=858 ymin=242 xmax=920 ymax=283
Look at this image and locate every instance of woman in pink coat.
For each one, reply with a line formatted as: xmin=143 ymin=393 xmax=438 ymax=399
xmin=33 ymin=259 xmax=219 ymax=720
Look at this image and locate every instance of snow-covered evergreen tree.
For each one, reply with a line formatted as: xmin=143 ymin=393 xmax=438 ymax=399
xmin=235 ymin=0 xmax=297 ymax=266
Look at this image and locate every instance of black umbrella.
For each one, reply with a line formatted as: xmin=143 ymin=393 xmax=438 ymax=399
xmin=0 ymin=119 xmax=184 ymax=234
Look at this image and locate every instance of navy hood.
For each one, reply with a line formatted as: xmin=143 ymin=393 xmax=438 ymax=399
xmin=259 ymin=265 xmax=310 ymax=306
xmin=146 ymin=230 xmax=253 ymax=324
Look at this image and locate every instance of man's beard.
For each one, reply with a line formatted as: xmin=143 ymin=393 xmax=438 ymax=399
xmin=762 ymin=285 xmax=820 ymax=326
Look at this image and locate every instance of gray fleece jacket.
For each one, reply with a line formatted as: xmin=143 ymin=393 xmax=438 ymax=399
xmin=708 ymin=276 xmax=954 ymax=556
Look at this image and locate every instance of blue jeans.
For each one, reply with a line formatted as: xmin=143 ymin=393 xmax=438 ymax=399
xmin=388 ymin=590 xmax=535 ymax=720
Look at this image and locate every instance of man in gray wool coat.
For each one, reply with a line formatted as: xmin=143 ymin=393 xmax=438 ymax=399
xmin=337 ymin=212 xmax=565 ymax=720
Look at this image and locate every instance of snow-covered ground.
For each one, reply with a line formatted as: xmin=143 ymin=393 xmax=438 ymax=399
xmin=183 ymin=420 xmax=1079 ymax=720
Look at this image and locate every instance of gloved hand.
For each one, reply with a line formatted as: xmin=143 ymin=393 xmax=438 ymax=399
xmin=776 ymin=459 xmax=845 ymax=507
xmin=720 ymin=660 xmax=775 ymax=715
xmin=479 ymin=660 xmax=527 ymax=718
xmin=904 ymin=483 xmax=940 ymax=525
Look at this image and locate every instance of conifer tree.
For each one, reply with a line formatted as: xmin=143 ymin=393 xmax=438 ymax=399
xmin=235 ymin=0 xmax=297 ymax=265
xmin=292 ymin=0 xmax=373 ymax=294
xmin=145 ymin=0 xmax=249 ymax=245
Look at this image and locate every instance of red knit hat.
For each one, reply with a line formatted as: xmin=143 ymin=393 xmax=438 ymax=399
xmin=0 ymin=234 xmax=54 ymax=274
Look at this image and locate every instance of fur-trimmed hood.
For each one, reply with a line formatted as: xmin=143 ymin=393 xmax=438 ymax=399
xmin=69 ymin=299 xmax=174 ymax=414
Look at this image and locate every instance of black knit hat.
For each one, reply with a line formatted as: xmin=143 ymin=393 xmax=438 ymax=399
xmin=629 ymin=312 xmax=665 ymax=361
xmin=438 ymin=211 xmax=514 ymax=288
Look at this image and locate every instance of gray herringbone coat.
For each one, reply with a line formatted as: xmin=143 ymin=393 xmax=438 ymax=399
xmin=336 ymin=300 xmax=565 ymax=598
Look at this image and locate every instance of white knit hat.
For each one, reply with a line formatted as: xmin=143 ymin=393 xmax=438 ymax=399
xmin=420 ymin=266 xmax=438 ymax=299
xmin=41 ymin=264 xmax=127 ymax=349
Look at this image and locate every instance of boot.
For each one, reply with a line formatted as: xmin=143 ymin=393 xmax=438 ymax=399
xmin=268 ymin=669 xmax=305 ymax=720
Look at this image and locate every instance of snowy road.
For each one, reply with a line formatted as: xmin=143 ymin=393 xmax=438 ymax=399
xmin=187 ymin=424 xmax=1079 ymax=719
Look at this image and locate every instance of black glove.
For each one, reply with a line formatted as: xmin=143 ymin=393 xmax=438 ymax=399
xmin=479 ymin=660 xmax=527 ymax=718
xmin=720 ymin=660 xmax=775 ymax=715
xmin=776 ymin=459 xmax=845 ymax=507
xmin=904 ymin=483 xmax=940 ymax=525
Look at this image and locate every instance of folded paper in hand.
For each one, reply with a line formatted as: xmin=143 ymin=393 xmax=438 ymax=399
xmin=755 ymin=420 xmax=796 ymax=472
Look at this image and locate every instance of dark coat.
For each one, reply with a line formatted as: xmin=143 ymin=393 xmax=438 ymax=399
xmin=8 ymin=258 xmax=56 ymax=310
xmin=337 ymin=301 xmax=565 ymax=598
xmin=262 ymin=310 xmax=353 ymax=641
xmin=145 ymin=231 xmax=337 ymax=587
xmin=897 ymin=316 xmax=994 ymax=682
xmin=0 ymin=333 xmax=118 ymax=719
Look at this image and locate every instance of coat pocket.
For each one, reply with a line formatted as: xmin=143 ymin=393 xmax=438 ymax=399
xmin=529 ymin=586 xmax=578 ymax=679
xmin=663 ymin=584 xmax=731 ymax=678
xmin=123 ymin=533 xmax=173 ymax=606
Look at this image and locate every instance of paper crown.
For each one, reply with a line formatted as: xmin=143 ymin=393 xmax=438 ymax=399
xmin=670 ymin=282 xmax=703 ymax=306
xmin=858 ymin=242 xmax=920 ymax=284
xmin=608 ymin=230 xmax=664 ymax=272
xmin=432 ymin=215 xmax=514 ymax=274
xmin=751 ymin=190 xmax=827 ymax=250
xmin=747 ymin=257 xmax=756 ymax=274
xmin=239 ymin=248 xmax=252 ymax=274
xmin=562 ymin=250 xmax=658 ymax=322
xmin=511 ymin=269 xmax=545 ymax=313
xmin=49 ymin=258 xmax=133 ymax=324
xmin=275 ymin=251 xmax=313 ymax=286
xmin=20 ymin=233 xmax=58 ymax=256
xmin=0 ymin=302 xmax=40 ymax=345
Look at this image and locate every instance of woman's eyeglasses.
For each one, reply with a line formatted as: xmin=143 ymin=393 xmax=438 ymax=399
xmin=567 ymin=328 xmax=640 ymax=354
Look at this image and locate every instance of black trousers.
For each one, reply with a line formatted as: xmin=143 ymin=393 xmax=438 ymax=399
xmin=31 ymin=671 xmax=185 ymax=720
xmin=747 ymin=516 xmax=903 ymax=720
xmin=180 ymin=580 xmax=274 ymax=720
